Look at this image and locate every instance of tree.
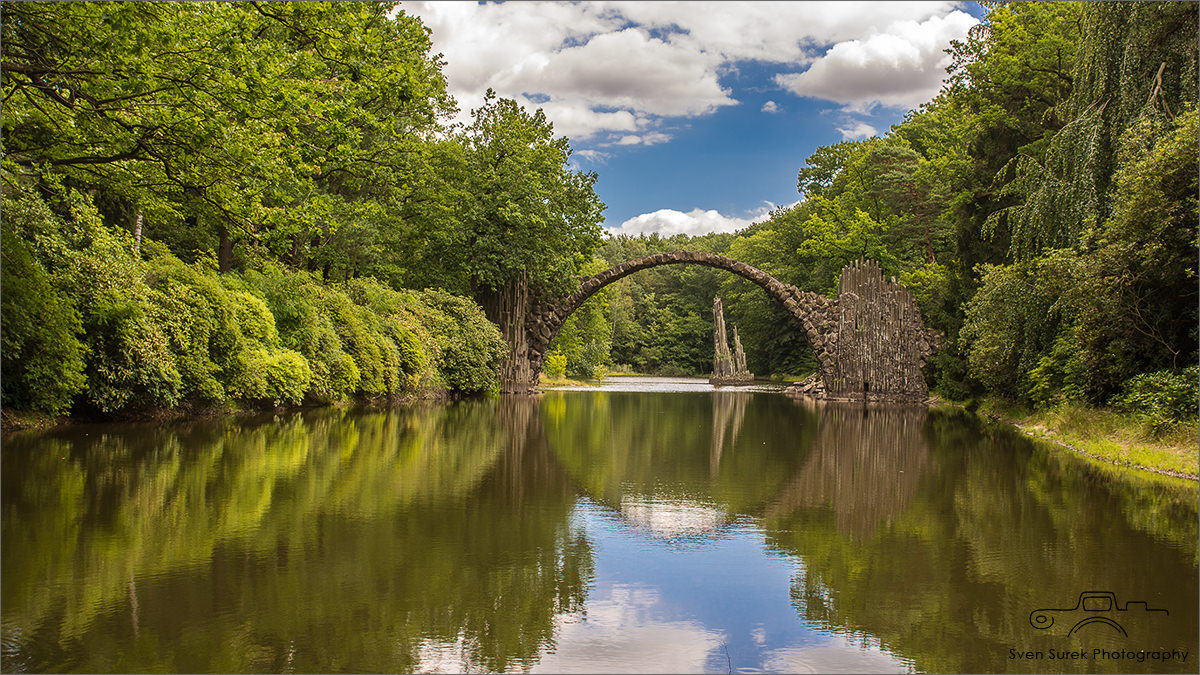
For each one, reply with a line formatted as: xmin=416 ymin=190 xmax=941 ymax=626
xmin=1 ymin=2 xmax=454 ymax=273
xmin=462 ymin=91 xmax=605 ymax=298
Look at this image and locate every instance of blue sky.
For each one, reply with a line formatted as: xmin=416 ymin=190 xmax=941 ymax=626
xmin=403 ymin=1 xmax=987 ymax=236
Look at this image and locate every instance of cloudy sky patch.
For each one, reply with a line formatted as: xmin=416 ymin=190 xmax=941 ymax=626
xmin=401 ymin=1 xmax=981 ymax=232
xmin=775 ymin=10 xmax=979 ymax=110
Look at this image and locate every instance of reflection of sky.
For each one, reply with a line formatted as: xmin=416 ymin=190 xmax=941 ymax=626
xmin=529 ymin=498 xmax=914 ymax=673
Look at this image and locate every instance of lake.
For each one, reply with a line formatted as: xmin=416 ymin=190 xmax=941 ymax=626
xmin=2 ymin=377 xmax=1196 ymax=673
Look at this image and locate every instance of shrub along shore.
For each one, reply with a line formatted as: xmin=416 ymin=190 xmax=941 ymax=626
xmin=1 ymin=185 xmax=508 ymax=430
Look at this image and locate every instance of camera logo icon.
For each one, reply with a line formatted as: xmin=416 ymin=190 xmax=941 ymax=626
xmin=1029 ymin=590 xmax=1168 ymax=637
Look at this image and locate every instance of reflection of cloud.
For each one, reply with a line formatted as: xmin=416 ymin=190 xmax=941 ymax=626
xmin=763 ymin=635 xmax=915 ymax=673
xmin=620 ymin=497 xmax=728 ymax=539
xmin=413 ymin=635 xmax=480 ymax=674
xmin=534 ymin=585 xmax=724 ymax=673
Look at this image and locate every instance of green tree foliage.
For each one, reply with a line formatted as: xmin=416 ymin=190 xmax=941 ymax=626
xmin=939 ymin=2 xmax=1085 ymax=277
xmin=542 ymin=350 xmax=568 ymax=379
xmin=0 ymin=184 xmax=507 ymax=416
xmin=961 ymin=3 xmax=1198 ymax=406
xmin=1066 ymin=105 xmax=1199 ymax=400
xmin=1114 ymin=366 xmax=1200 ymax=435
xmin=1 ymin=1 xmax=454 ymax=273
xmin=959 ymin=256 xmax=1076 ymax=401
xmin=397 ymin=91 xmax=605 ymax=300
xmin=2 ymin=2 xmax=606 ymax=417
xmin=413 ymin=289 xmax=508 ymax=395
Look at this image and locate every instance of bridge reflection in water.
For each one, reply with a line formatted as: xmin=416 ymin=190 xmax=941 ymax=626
xmin=1 ymin=390 xmax=1195 ymax=673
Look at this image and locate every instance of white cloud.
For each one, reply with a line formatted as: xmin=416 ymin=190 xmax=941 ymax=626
xmin=609 ymin=205 xmax=774 ymax=237
xmin=762 ymin=640 xmax=914 ymax=674
xmin=511 ymin=28 xmax=735 ymax=118
xmin=761 ymin=100 xmax=780 ymax=114
xmin=531 ymin=584 xmax=725 ymax=674
xmin=607 ymin=132 xmax=673 ymax=147
xmin=575 ymin=149 xmax=612 ymax=163
xmin=402 ymin=1 xmax=971 ymax=141
xmin=775 ymin=10 xmax=979 ymax=110
xmin=601 ymin=2 xmax=959 ymax=62
xmin=837 ymin=121 xmax=879 ymax=140
xmin=532 ymin=98 xmax=642 ymax=140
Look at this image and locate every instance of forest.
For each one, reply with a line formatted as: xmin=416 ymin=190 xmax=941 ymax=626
xmin=2 ymin=2 xmax=1196 ymax=433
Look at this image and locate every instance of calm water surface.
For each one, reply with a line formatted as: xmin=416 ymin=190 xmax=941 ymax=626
xmin=2 ymin=377 xmax=1196 ymax=673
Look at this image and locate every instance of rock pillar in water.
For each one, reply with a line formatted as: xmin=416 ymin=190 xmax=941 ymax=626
xmin=710 ymin=297 xmax=755 ymax=385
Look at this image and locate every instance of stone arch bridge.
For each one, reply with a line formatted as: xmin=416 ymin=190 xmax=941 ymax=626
xmin=496 ymin=251 xmax=939 ymax=401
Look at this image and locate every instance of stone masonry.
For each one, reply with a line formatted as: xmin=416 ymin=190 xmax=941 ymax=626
xmin=504 ymin=252 xmax=939 ymax=402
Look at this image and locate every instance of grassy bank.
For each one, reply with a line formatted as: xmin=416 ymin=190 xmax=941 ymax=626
xmin=974 ymin=399 xmax=1198 ymax=480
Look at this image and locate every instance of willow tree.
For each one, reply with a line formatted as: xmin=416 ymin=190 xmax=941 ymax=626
xmin=962 ymin=2 xmax=1200 ymax=404
xmin=985 ymin=1 xmax=1198 ymax=260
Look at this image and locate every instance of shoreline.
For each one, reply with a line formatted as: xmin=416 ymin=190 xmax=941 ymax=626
xmin=0 ymin=389 xmax=454 ymax=435
xmin=959 ymin=402 xmax=1199 ymax=482
xmin=6 ymin=380 xmax=1196 ymax=485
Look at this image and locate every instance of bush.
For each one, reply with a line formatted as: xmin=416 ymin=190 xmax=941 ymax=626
xmin=417 ymin=289 xmax=507 ymax=394
xmin=543 ymin=350 xmax=567 ymax=379
xmin=243 ymin=266 xmax=358 ymax=403
xmin=0 ymin=223 xmax=87 ymax=415
xmin=0 ymin=185 xmax=183 ymax=414
xmin=51 ymin=193 xmax=183 ymax=412
xmin=263 ymin=350 xmax=312 ymax=405
xmin=145 ymin=256 xmax=232 ymax=403
xmin=343 ymin=278 xmax=433 ymax=392
xmin=960 ymin=256 xmax=1079 ymax=402
xmin=2 ymin=187 xmax=505 ymax=414
xmin=1113 ymin=366 xmax=1199 ymax=434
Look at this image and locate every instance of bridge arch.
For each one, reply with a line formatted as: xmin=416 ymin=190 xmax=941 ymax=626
xmin=502 ymin=252 xmax=939 ymax=401
xmin=527 ymin=251 xmax=836 ymax=377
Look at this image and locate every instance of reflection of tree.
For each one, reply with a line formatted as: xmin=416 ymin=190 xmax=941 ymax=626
xmin=1 ymin=399 xmax=593 ymax=673
xmin=764 ymin=403 xmax=929 ymax=538
xmin=762 ymin=407 xmax=1199 ymax=674
xmin=544 ymin=391 xmax=816 ymax=521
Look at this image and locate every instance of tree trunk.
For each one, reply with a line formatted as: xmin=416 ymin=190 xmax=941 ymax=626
xmin=217 ymin=222 xmax=233 ymax=273
xmin=289 ymin=235 xmax=304 ymax=269
xmin=478 ymin=274 xmax=538 ymax=392
xmin=132 ymin=209 xmax=143 ymax=255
